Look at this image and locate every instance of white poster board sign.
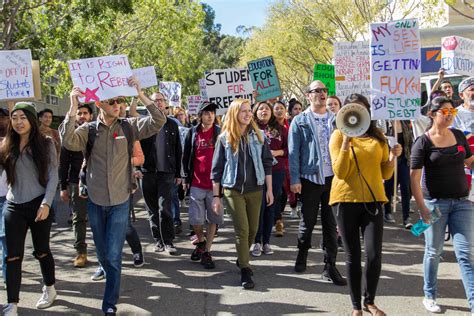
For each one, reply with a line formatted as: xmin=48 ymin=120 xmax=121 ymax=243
xmin=334 ymin=41 xmax=370 ymax=100
xmin=68 ymin=55 xmax=136 ymax=102
xmin=205 ymin=68 xmax=254 ymax=115
xmin=199 ymin=78 xmax=208 ymax=101
xmin=370 ymin=19 xmax=421 ymax=120
xmin=132 ymin=66 xmax=157 ymax=88
xmin=0 ymin=49 xmax=35 ymax=100
xmin=441 ymin=36 xmax=474 ymax=76
xmin=187 ymin=95 xmax=202 ymax=115
xmin=159 ymin=81 xmax=181 ymax=107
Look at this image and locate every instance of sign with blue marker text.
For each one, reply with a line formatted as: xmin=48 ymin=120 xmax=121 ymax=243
xmin=441 ymin=36 xmax=474 ymax=76
xmin=159 ymin=81 xmax=181 ymax=107
xmin=370 ymin=19 xmax=421 ymax=120
xmin=247 ymin=56 xmax=282 ymax=102
xmin=0 ymin=49 xmax=35 ymax=100
xmin=205 ymin=68 xmax=254 ymax=115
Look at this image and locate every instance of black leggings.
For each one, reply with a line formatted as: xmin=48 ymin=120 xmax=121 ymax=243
xmin=333 ymin=202 xmax=383 ymax=310
xmin=4 ymin=195 xmax=55 ymax=303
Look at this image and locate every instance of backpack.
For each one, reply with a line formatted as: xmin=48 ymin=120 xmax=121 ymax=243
xmin=79 ymin=119 xmax=135 ymax=196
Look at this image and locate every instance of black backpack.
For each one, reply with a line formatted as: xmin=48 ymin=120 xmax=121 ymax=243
xmin=79 ymin=119 xmax=135 ymax=191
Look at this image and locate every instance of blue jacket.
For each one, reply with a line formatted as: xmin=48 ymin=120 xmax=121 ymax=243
xmin=288 ymin=108 xmax=336 ymax=185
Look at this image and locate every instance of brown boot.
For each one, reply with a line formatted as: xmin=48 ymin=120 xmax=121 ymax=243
xmin=275 ymin=220 xmax=284 ymax=237
xmin=73 ymin=253 xmax=88 ymax=268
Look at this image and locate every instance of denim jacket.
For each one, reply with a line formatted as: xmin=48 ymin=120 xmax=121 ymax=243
xmin=213 ymin=129 xmax=266 ymax=188
xmin=288 ymin=108 xmax=336 ymax=185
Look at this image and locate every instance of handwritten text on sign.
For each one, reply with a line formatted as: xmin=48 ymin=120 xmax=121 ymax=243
xmin=205 ymin=68 xmax=254 ymax=115
xmin=187 ymin=95 xmax=202 ymax=115
xmin=370 ymin=19 xmax=421 ymax=120
xmin=0 ymin=49 xmax=34 ymax=100
xmin=334 ymin=41 xmax=370 ymax=100
xmin=159 ymin=82 xmax=181 ymax=107
xmin=441 ymin=36 xmax=474 ymax=76
xmin=313 ymin=64 xmax=335 ymax=96
xmin=248 ymin=56 xmax=282 ymax=102
xmin=68 ymin=55 xmax=136 ymax=102
xmin=132 ymin=66 xmax=157 ymax=89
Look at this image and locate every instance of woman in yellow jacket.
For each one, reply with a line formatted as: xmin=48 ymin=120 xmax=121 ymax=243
xmin=329 ymin=94 xmax=402 ymax=316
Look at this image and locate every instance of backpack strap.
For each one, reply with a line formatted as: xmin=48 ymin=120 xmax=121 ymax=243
xmin=85 ymin=121 xmax=100 ymax=162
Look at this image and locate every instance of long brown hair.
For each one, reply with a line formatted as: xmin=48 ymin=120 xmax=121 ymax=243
xmin=0 ymin=110 xmax=51 ymax=187
xmin=221 ymin=99 xmax=263 ymax=153
xmin=253 ymin=101 xmax=281 ymax=135
xmin=343 ymin=93 xmax=386 ymax=143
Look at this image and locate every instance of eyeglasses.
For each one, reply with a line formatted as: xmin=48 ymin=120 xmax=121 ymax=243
xmin=436 ymin=108 xmax=458 ymax=116
xmin=107 ymin=98 xmax=125 ymax=105
xmin=308 ymin=87 xmax=328 ymax=94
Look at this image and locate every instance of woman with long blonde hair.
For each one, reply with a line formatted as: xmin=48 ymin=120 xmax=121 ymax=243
xmin=211 ymin=99 xmax=274 ymax=289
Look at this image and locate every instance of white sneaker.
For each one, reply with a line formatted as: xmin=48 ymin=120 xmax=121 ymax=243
xmin=251 ymin=243 xmax=262 ymax=257
xmin=289 ymin=208 xmax=299 ymax=218
xmin=422 ymin=298 xmax=441 ymax=313
xmin=2 ymin=303 xmax=17 ymax=316
xmin=262 ymin=243 xmax=274 ymax=255
xmin=36 ymin=285 xmax=57 ymax=309
xmin=165 ymin=243 xmax=177 ymax=254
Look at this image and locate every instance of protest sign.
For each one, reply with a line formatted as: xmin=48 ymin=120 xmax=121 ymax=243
xmin=369 ymin=18 xmax=421 ymax=120
xmin=334 ymin=41 xmax=370 ymax=100
xmin=313 ymin=64 xmax=335 ymax=95
xmin=198 ymin=78 xmax=208 ymax=101
xmin=0 ymin=49 xmax=38 ymax=100
xmin=68 ymin=55 xmax=136 ymax=102
xmin=187 ymin=95 xmax=202 ymax=115
xmin=247 ymin=56 xmax=282 ymax=102
xmin=421 ymin=47 xmax=441 ymax=73
xmin=205 ymin=68 xmax=254 ymax=114
xmin=132 ymin=66 xmax=157 ymax=88
xmin=441 ymin=36 xmax=474 ymax=76
xmin=159 ymin=81 xmax=181 ymax=107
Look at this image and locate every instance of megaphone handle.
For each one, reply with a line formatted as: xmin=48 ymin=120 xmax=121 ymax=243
xmin=392 ymin=121 xmax=398 ymax=214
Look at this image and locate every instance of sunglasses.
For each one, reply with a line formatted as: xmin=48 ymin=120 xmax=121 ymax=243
xmin=107 ymin=98 xmax=125 ymax=105
xmin=436 ymin=108 xmax=458 ymax=116
xmin=308 ymin=87 xmax=328 ymax=94
xmin=165 ymin=106 xmax=170 ymax=110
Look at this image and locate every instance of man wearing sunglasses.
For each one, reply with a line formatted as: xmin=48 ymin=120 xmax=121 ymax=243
xmin=60 ymin=77 xmax=166 ymax=315
xmin=288 ymin=80 xmax=346 ymax=286
xmin=452 ymin=77 xmax=474 ymax=133
xmin=140 ymin=92 xmax=182 ymax=255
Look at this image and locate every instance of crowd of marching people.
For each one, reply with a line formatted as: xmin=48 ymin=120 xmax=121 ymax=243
xmin=0 ymin=70 xmax=472 ymax=316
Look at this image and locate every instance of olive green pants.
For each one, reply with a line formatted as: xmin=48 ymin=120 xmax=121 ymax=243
xmin=224 ymin=189 xmax=263 ymax=269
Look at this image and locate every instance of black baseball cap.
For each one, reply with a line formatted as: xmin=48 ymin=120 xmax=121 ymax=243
xmin=197 ymin=101 xmax=217 ymax=115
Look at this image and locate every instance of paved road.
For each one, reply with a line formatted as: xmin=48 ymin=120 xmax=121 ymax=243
xmin=0 ymin=197 xmax=471 ymax=315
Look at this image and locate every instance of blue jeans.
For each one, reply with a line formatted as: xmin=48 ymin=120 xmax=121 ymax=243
xmin=255 ymin=170 xmax=285 ymax=245
xmin=88 ymin=199 xmax=129 ymax=313
xmin=423 ymin=198 xmax=473 ymax=312
xmin=0 ymin=196 xmax=6 ymax=280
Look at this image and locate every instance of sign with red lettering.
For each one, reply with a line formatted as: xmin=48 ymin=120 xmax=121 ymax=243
xmin=68 ymin=55 xmax=136 ymax=102
xmin=187 ymin=95 xmax=202 ymax=115
xmin=369 ymin=19 xmax=421 ymax=120
xmin=0 ymin=49 xmax=36 ymax=100
xmin=441 ymin=36 xmax=474 ymax=76
xmin=205 ymin=68 xmax=254 ymax=115
xmin=247 ymin=56 xmax=282 ymax=102
xmin=334 ymin=41 xmax=370 ymax=100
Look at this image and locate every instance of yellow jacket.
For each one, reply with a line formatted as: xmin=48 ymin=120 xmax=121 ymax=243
xmin=329 ymin=129 xmax=394 ymax=205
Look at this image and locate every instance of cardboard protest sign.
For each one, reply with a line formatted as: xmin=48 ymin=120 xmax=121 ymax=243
xmin=187 ymin=95 xmax=202 ymax=115
xmin=159 ymin=81 xmax=181 ymax=107
xmin=0 ymin=49 xmax=38 ymax=100
xmin=370 ymin=19 xmax=421 ymax=120
xmin=132 ymin=66 xmax=157 ymax=88
xmin=313 ymin=64 xmax=335 ymax=96
xmin=334 ymin=41 xmax=370 ymax=100
xmin=247 ymin=56 xmax=282 ymax=102
xmin=441 ymin=36 xmax=474 ymax=76
xmin=68 ymin=55 xmax=136 ymax=102
xmin=198 ymin=78 xmax=208 ymax=101
xmin=205 ymin=68 xmax=254 ymax=115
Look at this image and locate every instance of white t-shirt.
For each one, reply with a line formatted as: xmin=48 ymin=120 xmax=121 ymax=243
xmin=452 ymin=106 xmax=474 ymax=133
xmin=0 ymin=172 xmax=8 ymax=197
xmin=312 ymin=112 xmax=334 ymax=178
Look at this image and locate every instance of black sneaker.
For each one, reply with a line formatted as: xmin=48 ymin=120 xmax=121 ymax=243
xmin=133 ymin=252 xmax=144 ymax=268
xmin=154 ymin=241 xmax=165 ymax=252
xmin=201 ymin=251 xmax=215 ymax=269
xmin=294 ymin=249 xmax=308 ymax=273
xmin=403 ymin=220 xmax=413 ymax=230
xmin=384 ymin=213 xmax=395 ymax=223
xmin=191 ymin=241 xmax=206 ymax=261
xmin=235 ymin=259 xmax=253 ymax=275
xmin=241 ymin=268 xmax=255 ymax=289
xmin=322 ymin=263 xmax=347 ymax=286
xmin=337 ymin=236 xmax=344 ymax=251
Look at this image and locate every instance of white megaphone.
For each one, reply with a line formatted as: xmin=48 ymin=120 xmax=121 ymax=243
xmin=336 ymin=103 xmax=371 ymax=137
